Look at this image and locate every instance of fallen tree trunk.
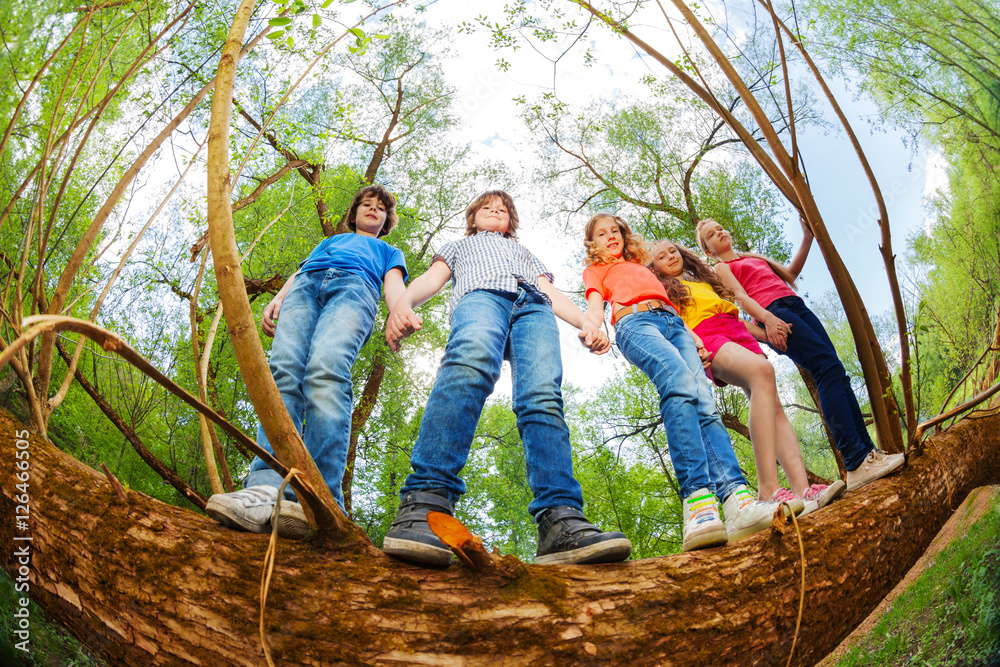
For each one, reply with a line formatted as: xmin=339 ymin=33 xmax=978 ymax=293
xmin=2 ymin=408 xmax=998 ymax=666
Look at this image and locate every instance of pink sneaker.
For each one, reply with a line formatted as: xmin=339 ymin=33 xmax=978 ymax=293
xmin=768 ymin=488 xmax=807 ymax=516
xmin=801 ymin=480 xmax=846 ymax=510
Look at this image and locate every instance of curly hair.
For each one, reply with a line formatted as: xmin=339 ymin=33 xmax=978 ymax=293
xmin=583 ymin=213 xmax=650 ymax=266
xmin=465 ymin=190 xmax=519 ymax=240
xmin=695 ymin=218 xmax=798 ymax=289
xmin=346 ymin=183 xmax=398 ymax=238
xmin=649 ymin=239 xmax=736 ymax=316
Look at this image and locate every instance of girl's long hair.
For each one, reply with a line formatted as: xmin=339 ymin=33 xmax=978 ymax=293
xmin=649 ymin=240 xmax=735 ymax=315
xmin=465 ymin=190 xmax=519 ymax=240
xmin=583 ymin=213 xmax=650 ymax=266
xmin=695 ymin=218 xmax=798 ymax=289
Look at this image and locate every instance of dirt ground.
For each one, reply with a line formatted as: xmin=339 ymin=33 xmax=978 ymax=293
xmin=816 ymin=484 xmax=999 ymax=666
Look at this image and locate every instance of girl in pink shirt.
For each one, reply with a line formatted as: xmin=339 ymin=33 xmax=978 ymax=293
xmin=583 ymin=213 xmax=790 ymax=553
xmin=649 ymin=239 xmax=845 ymax=514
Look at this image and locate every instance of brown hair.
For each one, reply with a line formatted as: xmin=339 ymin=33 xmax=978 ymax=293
xmin=695 ymin=218 xmax=798 ymax=289
xmin=649 ymin=239 xmax=735 ymax=316
xmin=583 ymin=213 xmax=650 ymax=266
xmin=346 ymin=183 xmax=398 ymax=238
xmin=465 ymin=190 xmax=519 ymax=240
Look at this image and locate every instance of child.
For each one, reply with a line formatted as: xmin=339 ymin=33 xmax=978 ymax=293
xmin=206 ymin=184 xmax=408 ymax=538
xmin=649 ymin=239 xmax=846 ymax=514
xmin=382 ymin=190 xmax=631 ymax=567
xmin=582 ymin=213 xmax=791 ymax=552
xmin=697 ymin=217 xmax=905 ymax=492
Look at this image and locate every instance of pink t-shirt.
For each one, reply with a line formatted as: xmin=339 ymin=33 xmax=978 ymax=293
xmin=723 ymin=256 xmax=798 ymax=309
xmin=583 ymin=261 xmax=676 ymax=318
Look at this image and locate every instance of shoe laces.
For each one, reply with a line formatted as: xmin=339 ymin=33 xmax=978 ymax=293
xmin=769 ymin=487 xmax=802 ymax=504
xmin=802 ymin=484 xmax=827 ymax=501
xmin=687 ymin=497 xmax=718 ymax=525
xmin=732 ymin=488 xmax=756 ymax=511
xmin=235 ymin=486 xmax=277 ymax=505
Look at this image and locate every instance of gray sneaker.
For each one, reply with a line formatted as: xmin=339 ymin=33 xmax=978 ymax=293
xmin=382 ymin=490 xmax=454 ymax=566
xmin=205 ymin=485 xmax=310 ymax=539
xmin=535 ymin=507 xmax=631 ymax=565
xmin=846 ymin=450 xmax=905 ymax=492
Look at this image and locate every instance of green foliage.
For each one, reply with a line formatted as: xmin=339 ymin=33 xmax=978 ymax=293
xmin=0 ymin=571 xmax=103 ymax=667
xmin=833 ymin=490 xmax=1000 ymax=666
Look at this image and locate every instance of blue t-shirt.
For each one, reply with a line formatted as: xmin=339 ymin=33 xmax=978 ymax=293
xmin=298 ymin=233 xmax=408 ymax=296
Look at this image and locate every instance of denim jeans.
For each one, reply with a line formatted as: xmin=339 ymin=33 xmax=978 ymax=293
xmin=766 ymin=296 xmax=874 ymax=470
xmin=400 ymin=288 xmax=584 ymax=516
xmin=614 ymin=310 xmax=747 ymax=501
xmin=245 ymin=268 xmax=378 ymax=509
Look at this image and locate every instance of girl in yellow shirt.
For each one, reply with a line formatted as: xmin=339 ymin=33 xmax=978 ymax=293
xmin=650 ymin=239 xmax=845 ymax=515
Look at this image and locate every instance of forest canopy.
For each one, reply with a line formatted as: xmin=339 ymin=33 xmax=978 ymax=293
xmin=1 ymin=0 xmax=999 ymax=664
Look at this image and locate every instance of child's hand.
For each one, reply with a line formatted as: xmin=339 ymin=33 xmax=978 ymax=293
xmin=385 ymin=306 xmax=422 ymax=352
xmin=691 ymin=331 xmax=712 ymax=369
xmin=261 ymin=294 xmax=284 ymax=337
xmin=578 ymin=320 xmax=610 ymax=355
xmin=762 ymin=314 xmax=791 ymax=352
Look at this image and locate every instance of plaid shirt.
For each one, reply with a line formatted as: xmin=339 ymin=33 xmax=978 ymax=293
xmin=435 ymin=231 xmax=554 ymax=318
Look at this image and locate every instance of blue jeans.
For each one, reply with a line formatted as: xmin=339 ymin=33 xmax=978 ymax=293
xmin=614 ymin=310 xmax=747 ymax=501
xmin=245 ymin=268 xmax=377 ymax=509
xmin=766 ymin=296 xmax=874 ymax=470
xmin=401 ymin=288 xmax=584 ymax=516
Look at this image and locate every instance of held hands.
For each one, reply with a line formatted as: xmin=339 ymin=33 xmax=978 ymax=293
xmin=385 ymin=305 xmax=423 ymax=352
xmin=578 ymin=320 xmax=611 ymax=355
xmin=261 ymin=294 xmax=284 ymax=337
xmin=762 ymin=314 xmax=792 ymax=352
xmin=691 ymin=331 xmax=712 ymax=370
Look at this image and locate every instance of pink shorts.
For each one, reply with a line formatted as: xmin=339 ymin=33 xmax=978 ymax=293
xmin=693 ymin=312 xmax=764 ymax=387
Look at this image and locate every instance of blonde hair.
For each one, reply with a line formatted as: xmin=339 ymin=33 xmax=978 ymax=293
xmin=649 ymin=239 xmax=735 ymax=315
xmin=465 ymin=190 xmax=519 ymax=240
xmin=695 ymin=218 xmax=798 ymax=289
xmin=583 ymin=213 xmax=650 ymax=266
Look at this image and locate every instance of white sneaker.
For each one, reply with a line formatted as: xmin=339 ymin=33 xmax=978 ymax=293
xmin=846 ymin=450 xmax=905 ymax=492
xmin=206 ymin=485 xmax=310 ymax=539
xmin=801 ymin=480 xmax=846 ymax=510
xmin=723 ymin=485 xmax=788 ymax=541
xmin=681 ymin=488 xmax=728 ymax=552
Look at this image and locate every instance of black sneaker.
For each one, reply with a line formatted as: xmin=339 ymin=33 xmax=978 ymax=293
xmin=535 ymin=507 xmax=632 ymax=565
xmin=382 ymin=490 xmax=454 ymax=566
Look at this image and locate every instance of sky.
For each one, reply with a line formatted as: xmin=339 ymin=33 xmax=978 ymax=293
xmin=380 ymin=1 xmax=944 ymax=393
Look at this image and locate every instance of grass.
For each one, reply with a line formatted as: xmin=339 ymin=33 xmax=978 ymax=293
xmin=834 ymin=488 xmax=1000 ymax=667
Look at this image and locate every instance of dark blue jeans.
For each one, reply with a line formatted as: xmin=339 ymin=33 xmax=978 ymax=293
xmin=400 ymin=288 xmax=584 ymax=516
xmin=766 ymin=296 xmax=874 ymax=470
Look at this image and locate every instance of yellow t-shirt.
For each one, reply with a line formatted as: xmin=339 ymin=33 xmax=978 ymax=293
xmin=679 ymin=280 xmax=738 ymax=329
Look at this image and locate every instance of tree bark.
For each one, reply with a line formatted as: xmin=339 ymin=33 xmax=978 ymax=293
xmin=3 ymin=407 xmax=998 ymax=666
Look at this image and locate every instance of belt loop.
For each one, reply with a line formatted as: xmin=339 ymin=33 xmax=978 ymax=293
xmin=632 ymin=304 xmax=638 ymax=316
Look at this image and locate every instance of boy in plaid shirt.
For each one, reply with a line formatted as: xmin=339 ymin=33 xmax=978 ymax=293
xmin=383 ymin=190 xmax=631 ymax=566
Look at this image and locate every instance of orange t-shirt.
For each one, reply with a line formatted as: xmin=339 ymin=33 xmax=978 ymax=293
xmin=583 ymin=261 xmax=676 ymax=321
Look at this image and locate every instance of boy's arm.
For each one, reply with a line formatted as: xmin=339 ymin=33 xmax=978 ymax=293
xmin=715 ymin=263 xmax=790 ymax=352
xmin=537 ymin=277 xmax=610 ymax=355
xmin=262 ymin=269 xmax=300 ymax=337
xmin=385 ymin=260 xmax=452 ymax=352
xmin=786 ymin=214 xmax=814 ymax=281
xmin=382 ymin=267 xmax=407 ymax=312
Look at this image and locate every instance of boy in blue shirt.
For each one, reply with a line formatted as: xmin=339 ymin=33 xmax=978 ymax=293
xmin=382 ymin=190 xmax=632 ymax=566
xmin=207 ymin=184 xmax=407 ymax=538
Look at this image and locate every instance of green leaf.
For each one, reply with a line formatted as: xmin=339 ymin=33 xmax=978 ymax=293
xmin=268 ymin=17 xmax=292 ymax=26
xmin=266 ymin=30 xmax=285 ymax=39
xmin=312 ymin=13 xmax=321 ymax=28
